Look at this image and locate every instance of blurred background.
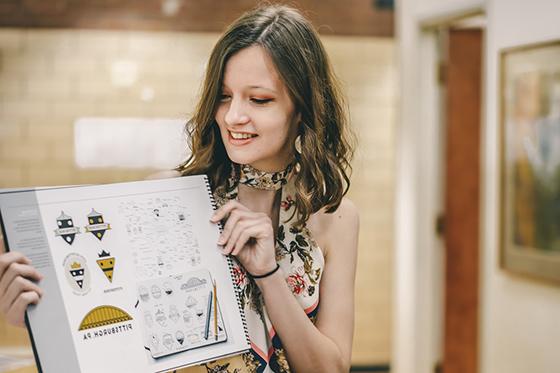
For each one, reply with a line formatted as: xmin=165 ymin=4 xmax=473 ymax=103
xmin=2 ymin=1 xmax=560 ymax=373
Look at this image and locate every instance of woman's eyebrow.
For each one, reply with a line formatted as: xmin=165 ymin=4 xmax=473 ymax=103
xmin=248 ymin=85 xmax=277 ymax=93
xmin=220 ymin=84 xmax=278 ymax=94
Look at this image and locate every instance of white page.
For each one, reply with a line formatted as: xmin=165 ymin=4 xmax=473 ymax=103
xmin=0 ymin=176 xmax=249 ymax=373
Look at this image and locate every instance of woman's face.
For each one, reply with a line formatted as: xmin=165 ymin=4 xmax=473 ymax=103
xmin=215 ymin=45 xmax=299 ymax=172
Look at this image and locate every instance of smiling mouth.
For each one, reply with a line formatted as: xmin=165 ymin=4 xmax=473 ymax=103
xmin=229 ymin=131 xmax=258 ymax=140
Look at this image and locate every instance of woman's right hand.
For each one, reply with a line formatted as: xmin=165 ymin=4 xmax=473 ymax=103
xmin=0 ymin=249 xmax=43 ymax=327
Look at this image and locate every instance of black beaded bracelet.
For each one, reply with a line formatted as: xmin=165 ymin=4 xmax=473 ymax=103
xmin=248 ymin=263 xmax=280 ymax=279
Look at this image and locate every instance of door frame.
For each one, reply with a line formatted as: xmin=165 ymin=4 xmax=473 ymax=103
xmin=393 ymin=2 xmax=485 ymax=373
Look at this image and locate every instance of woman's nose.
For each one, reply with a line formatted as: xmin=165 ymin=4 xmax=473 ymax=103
xmin=224 ymin=99 xmax=250 ymax=126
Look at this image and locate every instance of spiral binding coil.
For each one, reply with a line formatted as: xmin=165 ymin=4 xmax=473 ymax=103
xmin=203 ymin=175 xmax=250 ymax=347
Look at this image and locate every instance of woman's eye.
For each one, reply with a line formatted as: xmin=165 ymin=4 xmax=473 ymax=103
xmin=251 ymin=98 xmax=273 ymax=105
xmin=219 ymin=94 xmax=231 ymax=102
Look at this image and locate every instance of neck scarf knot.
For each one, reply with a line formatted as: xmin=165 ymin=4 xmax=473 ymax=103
xmin=238 ymin=163 xmax=293 ymax=191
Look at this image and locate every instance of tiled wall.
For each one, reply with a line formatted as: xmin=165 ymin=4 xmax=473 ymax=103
xmin=0 ymin=29 xmax=395 ymax=365
xmin=326 ymin=36 xmax=396 ymax=365
xmin=0 ymin=29 xmax=216 ymax=187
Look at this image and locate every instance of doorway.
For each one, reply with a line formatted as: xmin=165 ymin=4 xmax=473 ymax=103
xmin=438 ymin=18 xmax=484 ymax=373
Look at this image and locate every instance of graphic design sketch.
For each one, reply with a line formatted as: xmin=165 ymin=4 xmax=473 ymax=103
xmin=54 ymin=211 xmax=81 ymax=245
xmin=96 ymin=250 xmax=116 ymax=282
xmin=118 ymin=195 xmax=202 ymax=279
xmin=137 ymin=269 xmax=227 ymax=359
xmin=63 ymin=253 xmax=91 ymax=295
xmin=84 ymin=209 xmax=111 ymax=241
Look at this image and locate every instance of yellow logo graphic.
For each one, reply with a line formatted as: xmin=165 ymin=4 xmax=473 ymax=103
xmin=78 ymin=305 xmax=132 ymax=331
xmin=96 ymin=250 xmax=115 ymax=283
xmin=84 ymin=209 xmax=111 ymax=241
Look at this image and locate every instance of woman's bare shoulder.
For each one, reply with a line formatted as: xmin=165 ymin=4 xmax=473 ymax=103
xmin=307 ymin=197 xmax=359 ymax=257
xmin=145 ymin=170 xmax=182 ymax=180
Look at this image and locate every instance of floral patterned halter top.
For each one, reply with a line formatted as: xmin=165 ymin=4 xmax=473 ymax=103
xmin=181 ymin=164 xmax=324 ymax=373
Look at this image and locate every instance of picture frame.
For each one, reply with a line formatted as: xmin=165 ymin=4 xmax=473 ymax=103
xmin=500 ymin=39 xmax=560 ymax=284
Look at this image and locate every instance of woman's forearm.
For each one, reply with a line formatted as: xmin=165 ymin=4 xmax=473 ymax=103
xmin=255 ymin=270 xmax=348 ymax=373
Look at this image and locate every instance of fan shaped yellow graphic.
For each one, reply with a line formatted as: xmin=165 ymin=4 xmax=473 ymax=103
xmin=78 ymin=305 xmax=132 ymax=331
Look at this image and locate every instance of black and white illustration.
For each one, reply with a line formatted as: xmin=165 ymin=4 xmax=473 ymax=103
xmin=63 ymin=253 xmax=91 ymax=295
xmin=54 ymin=211 xmax=81 ymax=245
xmin=137 ymin=269 xmax=227 ymax=359
xmin=118 ymin=196 xmax=202 ymax=279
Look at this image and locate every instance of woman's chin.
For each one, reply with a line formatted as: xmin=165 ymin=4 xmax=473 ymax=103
xmin=223 ymin=151 xmax=252 ymax=166
xmin=224 ymin=147 xmax=291 ymax=171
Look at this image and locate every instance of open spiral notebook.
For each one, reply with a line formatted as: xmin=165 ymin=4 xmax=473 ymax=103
xmin=0 ymin=175 xmax=250 ymax=373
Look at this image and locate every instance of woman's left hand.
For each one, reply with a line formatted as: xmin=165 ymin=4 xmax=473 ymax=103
xmin=210 ymin=200 xmax=277 ymax=276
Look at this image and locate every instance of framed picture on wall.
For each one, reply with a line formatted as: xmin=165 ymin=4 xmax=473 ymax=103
xmin=500 ymin=40 xmax=560 ymax=284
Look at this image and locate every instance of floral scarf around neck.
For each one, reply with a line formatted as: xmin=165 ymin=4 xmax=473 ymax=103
xmin=202 ymin=163 xmax=324 ymax=373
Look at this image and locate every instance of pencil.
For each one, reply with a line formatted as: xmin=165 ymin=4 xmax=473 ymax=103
xmin=213 ymin=279 xmax=218 ymax=340
xmin=204 ymin=290 xmax=212 ymax=340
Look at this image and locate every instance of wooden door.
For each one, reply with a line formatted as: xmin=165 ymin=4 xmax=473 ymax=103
xmin=442 ymin=28 xmax=483 ymax=373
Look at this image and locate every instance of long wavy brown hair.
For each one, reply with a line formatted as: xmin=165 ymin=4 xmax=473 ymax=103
xmin=177 ymin=4 xmax=355 ymax=226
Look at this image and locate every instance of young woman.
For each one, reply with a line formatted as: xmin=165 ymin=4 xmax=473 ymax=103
xmin=0 ymin=5 xmax=359 ymax=373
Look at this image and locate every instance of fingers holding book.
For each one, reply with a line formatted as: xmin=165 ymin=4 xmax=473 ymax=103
xmin=0 ymin=251 xmax=44 ymax=327
xmin=210 ymin=200 xmax=277 ymax=278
